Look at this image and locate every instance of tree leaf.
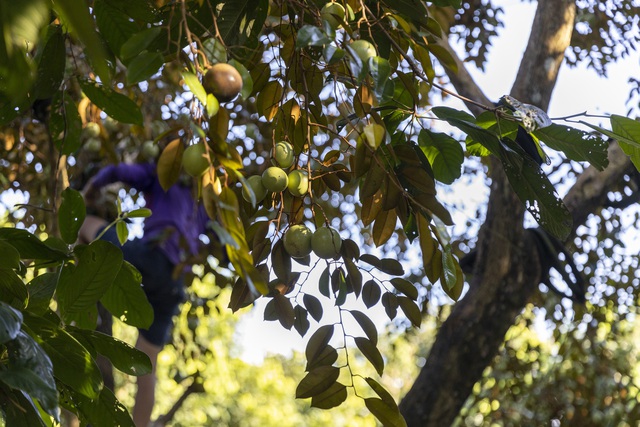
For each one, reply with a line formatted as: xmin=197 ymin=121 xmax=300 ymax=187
xmin=362 ymin=280 xmax=381 ymax=308
xmin=0 ymin=269 xmax=28 ymax=309
xmin=0 ymin=386 xmax=48 ymax=427
xmin=63 ymin=384 xmax=135 ymax=427
xmin=33 ymin=25 xmax=66 ymax=99
xmin=0 ymin=240 xmax=20 ymax=270
xmin=365 ymin=377 xmax=397 ymax=408
xmin=256 ymin=80 xmax=283 ymax=120
xmin=50 ymin=91 xmax=83 ymax=155
xmin=296 ymin=365 xmax=340 ymax=398
xmin=0 ymin=301 xmax=22 ymax=344
xmin=306 ymin=345 xmax=338 ymax=371
xmin=349 ymin=310 xmax=378 ymax=345
xmin=310 ymin=381 xmax=347 ymax=410
xmin=297 ymin=25 xmax=331 ymax=47
xmin=26 ymin=272 xmax=58 ymax=315
xmin=381 ymin=292 xmax=398 ymax=320
xmin=319 ymin=265 xmax=331 ymax=298
xmin=305 ymin=324 xmax=334 ymax=369
xmin=397 ymin=296 xmax=422 ymax=328
xmin=79 ymin=80 xmax=143 ymax=125
xmin=611 ymin=115 xmax=640 ymax=172
xmin=100 ymin=261 xmax=153 ymax=329
xmin=126 ymin=51 xmax=164 ymax=86
xmin=120 ymin=27 xmax=162 ymax=61
xmin=274 ymin=293 xmax=295 ymax=330
xmin=372 ymin=208 xmax=397 ymax=247
xmin=0 ymin=228 xmax=68 ymax=262
xmin=157 ymin=138 xmax=184 ymax=191
xmin=354 ymin=337 xmax=384 ymax=376
xmin=378 ymin=258 xmax=404 ymax=276
xmin=418 ymin=129 xmax=463 ymax=184
xmin=303 ymin=294 xmax=323 ymax=322
xmin=533 ymin=124 xmax=608 ymax=170
xmin=440 ymin=246 xmax=458 ymax=291
xmin=94 ymin=0 xmax=137 ymax=58
xmin=365 ymin=398 xmax=407 ymax=427
xmin=432 ymin=106 xmax=500 ymax=154
xmin=271 ymin=239 xmax=292 ymax=282
xmin=390 ymin=278 xmax=418 ymax=300
xmin=293 ymin=305 xmax=310 ymax=336
xmin=58 ymin=188 xmax=86 ymax=245
xmin=182 ymin=71 xmax=208 ymax=106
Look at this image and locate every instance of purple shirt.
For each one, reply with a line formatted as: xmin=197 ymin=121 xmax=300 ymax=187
xmin=91 ymin=162 xmax=209 ymax=265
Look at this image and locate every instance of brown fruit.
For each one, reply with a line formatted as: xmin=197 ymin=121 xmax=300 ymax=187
xmin=202 ymin=63 xmax=243 ymax=102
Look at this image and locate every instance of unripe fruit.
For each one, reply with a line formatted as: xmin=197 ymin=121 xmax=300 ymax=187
xmin=262 ymin=167 xmax=289 ymax=193
xmin=287 ymin=170 xmax=309 ymax=197
xmin=273 ymin=141 xmax=295 ymax=168
xmin=202 ymin=63 xmax=243 ymax=102
xmin=141 ymin=140 xmax=160 ymax=159
xmin=320 ymin=2 xmax=346 ymax=29
xmin=242 ymin=175 xmax=268 ymax=203
xmin=350 ymin=40 xmax=377 ymax=63
xmin=84 ymin=137 xmax=102 ymax=152
xmin=283 ymin=224 xmax=313 ymax=258
xmin=84 ymin=122 xmax=101 ymax=138
xmin=182 ymin=143 xmax=209 ymax=177
xmin=311 ymin=227 xmax=342 ymax=259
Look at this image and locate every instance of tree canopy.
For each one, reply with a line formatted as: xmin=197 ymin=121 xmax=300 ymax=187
xmin=1 ymin=0 xmax=640 ymax=426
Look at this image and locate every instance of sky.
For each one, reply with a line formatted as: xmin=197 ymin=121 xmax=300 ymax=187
xmin=235 ymin=1 xmax=640 ymax=364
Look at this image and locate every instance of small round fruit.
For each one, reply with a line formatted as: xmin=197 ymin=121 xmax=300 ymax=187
xmin=350 ymin=40 xmax=377 ymax=63
xmin=242 ymin=175 xmax=268 ymax=203
xmin=312 ymin=227 xmax=342 ymax=259
xmin=141 ymin=140 xmax=160 ymax=159
xmin=202 ymin=63 xmax=243 ymax=102
xmin=84 ymin=137 xmax=102 ymax=152
xmin=320 ymin=2 xmax=346 ymax=28
xmin=287 ymin=170 xmax=309 ymax=197
xmin=283 ymin=225 xmax=313 ymax=258
xmin=182 ymin=143 xmax=209 ymax=177
xmin=84 ymin=122 xmax=101 ymax=138
xmin=273 ymin=141 xmax=295 ymax=168
xmin=261 ymin=167 xmax=289 ymax=193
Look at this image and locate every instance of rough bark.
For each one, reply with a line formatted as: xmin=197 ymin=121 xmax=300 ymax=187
xmin=396 ymin=1 xmax=625 ymax=425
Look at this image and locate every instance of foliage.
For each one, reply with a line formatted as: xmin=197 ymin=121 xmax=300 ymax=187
xmin=1 ymin=0 xmax=640 ymax=425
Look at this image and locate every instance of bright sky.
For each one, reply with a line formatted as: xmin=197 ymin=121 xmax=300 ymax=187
xmin=235 ymin=1 xmax=640 ymax=364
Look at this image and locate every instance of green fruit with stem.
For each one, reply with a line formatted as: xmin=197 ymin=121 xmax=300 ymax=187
xmin=242 ymin=175 xmax=268 ymax=203
xmin=320 ymin=2 xmax=345 ymax=29
xmin=84 ymin=122 xmax=101 ymax=138
xmin=273 ymin=141 xmax=295 ymax=168
xmin=262 ymin=167 xmax=289 ymax=193
xmin=182 ymin=143 xmax=209 ymax=177
xmin=287 ymin=170 xmax=309 ymax=197
xmin=84 ymin=137 xmax=102 ymax=152
xmin=350 ymin=40 xmax=377 ymax=63
xmin=141 ymin=140 xmax=160 ymax=159
xmin=283 ymin=224 xmax=313 ymax=258
xmin=312 ymin=227 xmax=342 ymax=259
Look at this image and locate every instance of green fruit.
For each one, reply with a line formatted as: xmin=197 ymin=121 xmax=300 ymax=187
xmin=287 ymin=170 xmax=309 ymax=197
xmin=242 ymin=175 xmax=268 ymax=203
xmin=84 ymin=137 xmax=102 ymax=152
xmin=141 ymin=140 xmax=160 ymax=159
xmin=202 ymin=63 xmax=243 ymax=102
xmin=262 ymin=167 xmax=289 ymax=193
xmin=311 ymin=227 xmax=342 ymax=259
xmin=320 ymin=2 xmax=346 ymax=28
xmin=273 ymin=141 xmax=295 ymax=168
xmin=283 ymin=225 xmax=313 ymax=258
xmin=84 ymin=122 xmax=101 ymax=138
xmin=350 ymin=40 xmax=377 ymax=63
xmin=182 ymin=143 xmax=209 ymax=177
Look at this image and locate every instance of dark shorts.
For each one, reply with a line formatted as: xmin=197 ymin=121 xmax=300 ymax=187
xmin=98 ymin=226 xmax=185 ymax=346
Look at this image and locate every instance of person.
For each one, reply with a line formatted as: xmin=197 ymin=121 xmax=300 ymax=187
xmin=79 ymin=161 xmax=209 ymax=427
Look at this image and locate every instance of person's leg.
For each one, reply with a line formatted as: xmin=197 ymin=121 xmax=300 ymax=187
xmin=78 ymin=214 xmax=108 ymax=244
xmin=132 ymin=334 xmax=162 ymax=427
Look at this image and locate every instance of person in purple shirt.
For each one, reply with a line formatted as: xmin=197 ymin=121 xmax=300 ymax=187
xmin=79 ymin=162 xmax=209 ymax=427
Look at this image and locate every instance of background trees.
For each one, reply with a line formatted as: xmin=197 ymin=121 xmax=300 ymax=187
xmin=1 ymin=0 xmax=640 ymax=426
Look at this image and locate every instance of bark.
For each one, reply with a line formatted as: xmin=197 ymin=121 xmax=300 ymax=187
xmin=396 ymin=1 xmax=630 ymax=425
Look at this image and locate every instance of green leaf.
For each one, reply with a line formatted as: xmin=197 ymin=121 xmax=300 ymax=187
xmin=26 ymin=272 xmax=58 ymax=315
xmin=0 ymin=228 xmax=69 ymax=261
xmin=216 ymin=0 xmax=269 ymax=49
xmin=500 ymin=138 xmax=573 ymax=240
xmin=33 ymin=25 xmax=66 ymax=99
xmin=0 ymin=301 xmax=22 ymax=344
xmin=310 ymin=382 xmax=347 ymax=410
xmin=370 ymin=57 xmax=392 ymax=95
xmin=0 ymin=384 xmax=48 ymax=427
xmin=58 ymin=188 xmax=86 ymax=245
xmin=440 ymin=247 xmax=457 ymax=291
xmin=305 ymin=325 xmax=334 ymax=369
xmin=362 ymin=280 xmax=381 ymax=308
xmin=397 ymin=296 xmax=422 ymax=328
xmin=50 ymin=91 xmax=83 ymax=155
xmin=319 ymin=266 xmax=331 ymax=298
xmin=432 ymin=106 xmax=501 ymax=155
xmin=349 ymin=310 xmax=378 ymax=345
xmin=365 ymin=377 xmax=397 ymax=408
xmin=0 ymin=240 xmax=20 ymax=270
xmin=533 ymin=124 xmax=608 ymax=170
xmin=125 ymin=208 xmax=152 ymax=218
xmin=381 ymin=292 xmax=398 ymax=320
xmin=182 ymin=72 xmax=208 ymax=106
xmin=611 ymin=115 xmax=640 ymax=171
xmin=418 ymin=129 xmax=463 ymax=184
xmin=116 ymin=221 xmax=129 ymax=245
xmin=365 ymin=398 xmax=407 ymax=427
xmin=62 ymin=384 xmax=135 ymax=427
xmin=390 ymin=278 xmax=418 ymax=300
xmin=293 ymin=305 xmax=310 ymax=336
xmin=306 ymin=345 xmax=338 ymax=371
xmin=274 ymin=293 xmax=295 ymax=330
xmin=58 ymin=241 xmax=123 ymax=317
xmin=297 ymin=25 xmax=331 ymax=48
xmin=303 ymin=294 xmax=323 ymax=322
xmin=0 ymin=269 xmax=28 ymax=309
xmin=68 ymin=328 xmax=151 ymax=376
xmin=54 ymin=0 xmax=111 ymax=84
xmin=101 ymin=261 xmax=153 ymax=329
xmin=157 ymin=138 xmax=184 ymax=191
xmin=0 ymin=366 xmax=58 ymax=419
xmin=79 ymin=79 xmax=143 ymax=125
xmin=120 ymin=27 xmax=162 ymax=61
xmin=354 ymin=337 xmax=384 ymax=376
xmin=296 ymin=366 xmax=340 ymax=398
xmin=126 ymin=51 xmax=164 ymax=86
xmin=94 ymin=0 xmax=138 ymax=59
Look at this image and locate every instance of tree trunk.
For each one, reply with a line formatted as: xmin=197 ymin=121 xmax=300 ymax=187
xmin=399 ymin=1 xmax=586 ymax=425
